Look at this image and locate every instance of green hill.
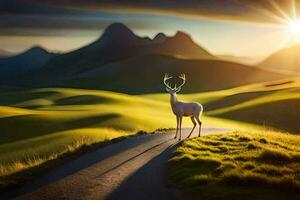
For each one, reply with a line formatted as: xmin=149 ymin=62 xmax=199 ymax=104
xmin=140 ymin=78 xmax=300 ymax=134
xmin=1 ymin=78 xmax=300 ymax=187
xmin=0 ymin=88 xmax=175 ymax=179
xmin=201 ymin=79 xmax=300 ymax=133
xmin=168 ymin=131 xmax=300 ymax=200
xmin=0 ymin=84 xmax=267 ymax=182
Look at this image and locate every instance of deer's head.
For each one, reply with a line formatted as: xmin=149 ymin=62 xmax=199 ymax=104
xmin=163 ymin=73 xmax=186 ymax=94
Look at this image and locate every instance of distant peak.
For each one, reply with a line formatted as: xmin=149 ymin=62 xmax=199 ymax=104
xmin=153 ymin=33 xmax=167 ymax=43
xmin=173 ymin=31 xmax=193 ymax=41
xmin=98 ymin=23 xmax=141 ymax=45
xmin=102 ymin=23 xmax=135 ymax=39
xmin=105 ymin=23 xmax=132 ymax=33
xmin=26 ymin=46 xmax=49 ymax=54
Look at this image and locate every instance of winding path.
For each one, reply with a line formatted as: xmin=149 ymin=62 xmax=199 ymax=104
xmin=2 ymin=128 xmax=230 ymax=200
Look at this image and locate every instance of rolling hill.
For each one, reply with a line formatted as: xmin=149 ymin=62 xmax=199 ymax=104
xmin=259 ymin=45 xmax=300 ymax=74
xmin=142 ymin=77 xmax=300 ymax=133
xmin=0 ymin=87 xmax=173 ymax=180
xmin=53 ymin=54 xmax=287 ymax=93
xmin=1 ymin=54 xmax=287 ymax=94
xmin=0 ymin=79 xmax=283 ymax=181
xmin=182 ymin=78 xmax=300 ymax=133
xmin=0 ymin=78 xmax=299 ymax=187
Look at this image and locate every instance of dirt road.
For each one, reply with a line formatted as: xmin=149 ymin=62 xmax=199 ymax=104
xmin=2 ymin=128 xmax=230 ymax=200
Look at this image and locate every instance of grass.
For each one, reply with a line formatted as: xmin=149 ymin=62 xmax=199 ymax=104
xmin=168 ymin=131 xmax=300 ymax=199
xmin=1 ymin=87 xmax=240 ymax=185
xmin=1 ymin=77 xmax=300 ymax=190
xmin=0 ymin=88 xmax=177 ymax=179
xmin=203 ymin=78 xmax=300 ymax=133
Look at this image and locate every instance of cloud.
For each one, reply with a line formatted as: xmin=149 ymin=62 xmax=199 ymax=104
xmin=0 ymin=0 xmax=297 ymax=36
xmin=83 ymin=0 xmax=299 ymax=24
xmin=2 ymin=0 xmax=298 ymax=23
xmin=1 ymin=0 xmax=295 ymax=23
xmin=0 ymin=1 xmax=165 ymax=36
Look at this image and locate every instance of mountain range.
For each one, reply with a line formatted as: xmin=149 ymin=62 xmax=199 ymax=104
xmin=0 ymin=23 xmax=288 ymax=93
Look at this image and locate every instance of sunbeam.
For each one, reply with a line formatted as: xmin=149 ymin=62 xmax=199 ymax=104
xmin=267 ymin=0 xmax=291 ymax=21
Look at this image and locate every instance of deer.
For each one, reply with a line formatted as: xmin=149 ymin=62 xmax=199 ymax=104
xmin=163 ymin=74 xmax=203 ymax=140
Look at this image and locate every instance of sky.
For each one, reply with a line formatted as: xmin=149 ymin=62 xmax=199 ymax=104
xmin=1 ymin=0 xmax=300 ymax=62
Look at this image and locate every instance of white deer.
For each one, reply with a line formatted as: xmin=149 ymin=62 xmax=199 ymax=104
xmin=163 ymin=74 xmax=203 ymax=140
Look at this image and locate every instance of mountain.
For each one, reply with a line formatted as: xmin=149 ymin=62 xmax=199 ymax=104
xmin=0 ymin=23 xmax=288 ymax=93
xmin=259 ymin=45 xmax=300 ymax=74
xmin=0 ymin=46 xmax=55 ymax=76
xmin=92 ymin=23 xmax=214 ymax=59
xmin=41 ymin=23 xmax=215 ymax=74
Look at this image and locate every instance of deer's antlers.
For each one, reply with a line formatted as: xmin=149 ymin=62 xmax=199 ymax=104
xmin=177 ymin=74 xmax=186 ymax=89
xmin=163 ymin=74 xmax=174 ymax=90
xmin=163 ymin=73 xmax=186 ymax=91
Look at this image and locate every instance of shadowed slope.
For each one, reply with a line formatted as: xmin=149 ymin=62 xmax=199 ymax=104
xmin=39 ymin=54 xmax=287 ymax=94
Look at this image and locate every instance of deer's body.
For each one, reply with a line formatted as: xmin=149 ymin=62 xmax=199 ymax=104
xmin=164 ymin=74 xmax=203 ymax=140
xmin=170 ymin=94 xmax=202 ymax=116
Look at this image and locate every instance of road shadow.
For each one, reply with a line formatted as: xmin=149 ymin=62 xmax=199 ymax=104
xmin=96 ymin=138 xmax=174 ymax=178
xmin=1 ymin=134 xmax=165 ymax=199
xmin=106 ymin=140 xmax=183 ymax=200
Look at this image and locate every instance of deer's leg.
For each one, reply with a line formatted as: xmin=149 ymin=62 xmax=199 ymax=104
xmin=196 ymin=116 xmax=202 ymax=137
xmin=187 ymin=116 xmax=197 ymax=138
xmin=179 ymin=116 xmax=182 ymax=140
xmin=174 ymin=116 xmax=179 ymax=139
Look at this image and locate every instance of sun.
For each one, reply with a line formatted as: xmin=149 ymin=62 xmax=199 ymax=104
xmin=288 ymin=19 xmax=300 ymax=35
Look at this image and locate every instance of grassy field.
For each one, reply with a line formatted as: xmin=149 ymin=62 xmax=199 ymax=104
xmin=0 ymin=87 xmax=255 ymax=180
xmin=0 ymin=87 xmax=238 ymax=184
xmin=0 ymin=88 xmax=176 ymax=180
xmin=1 ymin=77 xmax=300 ymax=188
xmin=168 ymin=131 xmax=300 ymax=200
xmin=143 ymin=77 xmax=300 ymax=133
xmin=188 ymin=78 xmax=300 ymax=133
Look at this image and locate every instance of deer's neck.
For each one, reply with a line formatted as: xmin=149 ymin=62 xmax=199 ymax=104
xmin=170 ymin=93 xmax=178 ymax=111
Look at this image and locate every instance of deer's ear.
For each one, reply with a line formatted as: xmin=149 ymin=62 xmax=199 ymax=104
xmin=176 ymin=87 xmax=181 ymax=93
